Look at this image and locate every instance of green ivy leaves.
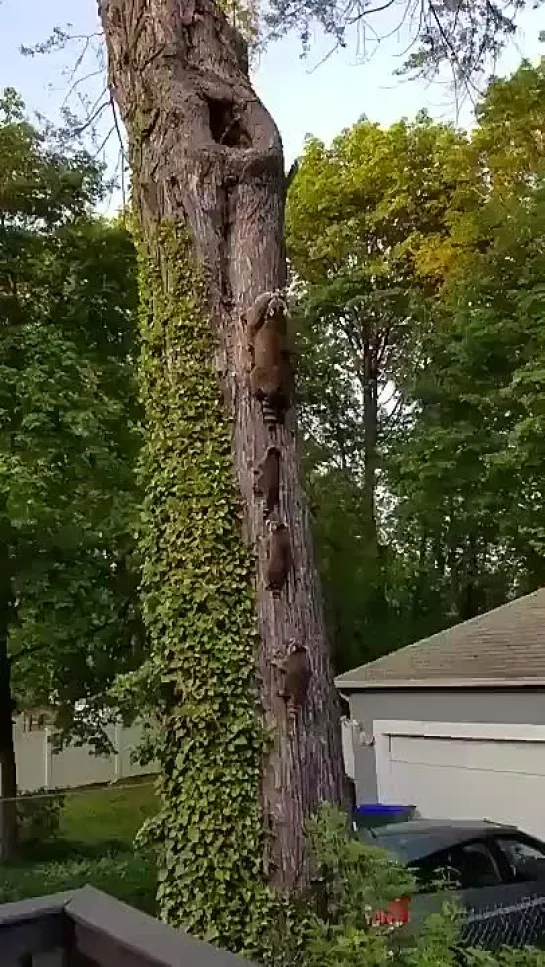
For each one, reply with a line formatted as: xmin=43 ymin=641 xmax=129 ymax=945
xmin=133 ymin=220 xmax=270 ymax=949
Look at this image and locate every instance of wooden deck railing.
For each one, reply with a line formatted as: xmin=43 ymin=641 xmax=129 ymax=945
xmin=0 ymin=886 xmax=256 ymax=967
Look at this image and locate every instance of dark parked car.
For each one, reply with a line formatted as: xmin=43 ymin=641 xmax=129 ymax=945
xmin=359 ymin=819 xmax=545 ymax=949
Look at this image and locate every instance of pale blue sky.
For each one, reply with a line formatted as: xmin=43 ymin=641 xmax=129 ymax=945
xmin=1 ymin=0 xmax=544 ymax=168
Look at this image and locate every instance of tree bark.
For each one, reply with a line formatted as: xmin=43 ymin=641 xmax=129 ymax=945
xmin=362 ymin=335 xmax=379 ymax=556
xmin=458 ymin=536 xmax=481 ymax=621
xmin=345 ymin=317 xmax=383 ymax=576
xmin=0 ymin=531 xmax=18 ymax=862
xmin=100 ymin=0 xmax=345 ymax=907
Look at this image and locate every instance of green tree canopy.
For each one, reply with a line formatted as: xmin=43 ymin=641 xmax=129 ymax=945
xmin=387 ymin=60 xmax=545 ymax=624
xmin=287 ymin=58 xmax=545 ymax=668
xmin=286 ymin=114 xmax=476 ymax=667
xmin=0 ymin=88 xmax=142 ymax=749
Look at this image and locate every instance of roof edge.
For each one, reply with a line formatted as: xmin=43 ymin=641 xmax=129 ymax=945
xmin=335 ymin=677 xmax=545 ymax=691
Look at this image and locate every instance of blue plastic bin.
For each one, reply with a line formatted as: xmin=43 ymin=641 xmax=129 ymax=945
xmin=354 ymin=803 xmax=416 ymax=829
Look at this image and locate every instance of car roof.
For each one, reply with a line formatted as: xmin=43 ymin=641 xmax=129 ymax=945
xmin=363 ymin=819 xmax=520 ymax=864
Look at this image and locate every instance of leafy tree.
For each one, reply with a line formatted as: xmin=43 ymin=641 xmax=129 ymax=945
xmin=473 ymin=57 xmax=545 ymax=196
xmin=391 ymin=171 xmax=545 ymax=609
xmin=98 ymin=0 xmax=542 ymax=950
xmin=8 ymin=212 xmax=143 ymax=737
xmin=0 ymin=89 xmax=142 ymax=858
xmin=289 ymin=58 xmax=545 ymax=665
xmin=101 ymin=0 xmax=349 ymax=948
xmin=286 ymin=116 xmax=476 ymax=666
xmin=387 ymin=59 xmax=545 ymax=623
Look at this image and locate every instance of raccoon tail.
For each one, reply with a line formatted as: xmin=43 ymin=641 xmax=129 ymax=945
xmin=261 ymin=399 xmax=282 ymax=430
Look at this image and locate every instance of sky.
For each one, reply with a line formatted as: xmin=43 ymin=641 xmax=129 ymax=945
xmin=1 ymin=0 xmax=544 ymax=171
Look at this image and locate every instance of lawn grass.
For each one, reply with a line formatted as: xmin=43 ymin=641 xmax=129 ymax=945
xmin=0 ymin=778 xmax=159 ymax=914
xmin=60 ymin=777 xmax=158 ymax=852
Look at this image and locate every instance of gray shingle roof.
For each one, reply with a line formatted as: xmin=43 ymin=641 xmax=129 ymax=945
xmin=335 ymin=588 xmax=545 ymax=690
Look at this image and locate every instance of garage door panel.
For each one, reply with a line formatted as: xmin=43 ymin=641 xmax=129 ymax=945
xmin=389 ymin=735 xmax=544 ymax=774
xmin=386 ymin=761 xmax=545 ymax=832
xmin=377 ymin=726 xmax=545 ymax=841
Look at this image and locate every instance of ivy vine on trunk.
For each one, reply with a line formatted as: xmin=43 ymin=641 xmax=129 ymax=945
xmin=100 ymin=0 xmax=346 ymax=948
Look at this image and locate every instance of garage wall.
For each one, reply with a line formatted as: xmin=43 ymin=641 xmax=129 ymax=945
xmin=373 ymin=720 xmax=545 ymax=839
xmin=345 ymin=688 xmax=545 ymax=804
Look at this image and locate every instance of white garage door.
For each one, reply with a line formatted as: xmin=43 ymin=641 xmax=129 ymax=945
xmin=374 ymin=720 xmax=545 ymax=840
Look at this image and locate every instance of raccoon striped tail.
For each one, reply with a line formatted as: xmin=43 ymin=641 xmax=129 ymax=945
xmin=261 ymin=399 xmax=280 ymax=430
xmin=263 ymin=503 xmax=280 ymax=523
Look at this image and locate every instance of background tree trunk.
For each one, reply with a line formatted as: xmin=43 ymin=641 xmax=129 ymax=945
xmin=0 ymin=527 xmax=18 ymax=862
xmin=101 ymin=0 xmax=346 ymax=916
xmin=362 ymin=335 xmax=378 ymax=552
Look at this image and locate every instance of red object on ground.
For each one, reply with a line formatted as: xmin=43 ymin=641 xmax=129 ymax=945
xmin=372 ymin=896 xmax=410 ymax=927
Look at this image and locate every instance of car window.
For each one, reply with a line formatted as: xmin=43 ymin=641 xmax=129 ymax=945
xmin=451 ymin=842 xmax=503 ymax=889
xmin=411 ymin=850 xmax=461 ymax=892
xmin=413 ymin=841 xmax=502 ymax=892
xmin=494 ymin=836 xmax=545 ymax=883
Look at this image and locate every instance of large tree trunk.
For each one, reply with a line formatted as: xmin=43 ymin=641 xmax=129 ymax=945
xmin=0 ymin=533 xmax=17 ymax=862
xmin=101 ymin=0 xmax=346 ymax=941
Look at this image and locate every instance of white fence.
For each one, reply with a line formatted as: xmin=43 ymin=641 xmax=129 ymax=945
xmin=13 ymin=716 xmax=156 ymax=793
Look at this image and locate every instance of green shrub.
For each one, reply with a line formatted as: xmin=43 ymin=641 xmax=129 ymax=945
xmin=17 ymin=788 xmax=65 ymax=845
xmin=283 ymin=805 xmax=545 ymax=967
xmin=306 ymin=803 xmax=415 ymax=923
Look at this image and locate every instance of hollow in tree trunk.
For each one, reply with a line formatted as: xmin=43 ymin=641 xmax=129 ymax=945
xmin=101 ymin=0 xmax=346 ymax=946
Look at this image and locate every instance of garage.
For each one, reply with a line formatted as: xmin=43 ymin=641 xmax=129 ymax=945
xmin=335 ymin=588 xmax=545 ymax=839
